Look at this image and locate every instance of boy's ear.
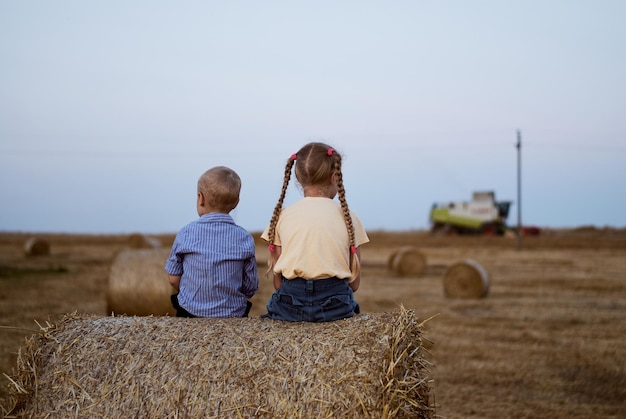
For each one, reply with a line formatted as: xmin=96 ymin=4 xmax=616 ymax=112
xmin=197 ymin=192 xmax=205 ymax=207
xmin=227 ymin=197 xmax=240 ymax=213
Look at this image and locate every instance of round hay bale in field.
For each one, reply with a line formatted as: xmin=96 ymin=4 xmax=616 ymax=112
xmin=127 ymin=233 xmax=161 ymax=249
xmin=387 ymin=250 xmax=398 ymax=271
xmin=443 ymin=259 xmax=490 ymax=299
xmin=24 ymin=237 xmax=50 ymax=256
xmin=2 ymin=309 xmax=435 ymax=418
xmin=107 ymin=248 xmax=175 ymax=316
xmin=389 ymin=246 xmax=427 ymax=277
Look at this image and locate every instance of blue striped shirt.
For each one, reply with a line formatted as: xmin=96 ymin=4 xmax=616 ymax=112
xmin=164 ymin=213 xmax=259 ymax=317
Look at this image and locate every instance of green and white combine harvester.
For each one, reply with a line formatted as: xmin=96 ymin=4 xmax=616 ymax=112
xmin=429 ymin=191 xmax=512 ymax=235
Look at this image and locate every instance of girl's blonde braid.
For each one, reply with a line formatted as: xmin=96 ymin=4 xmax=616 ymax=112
xmin=334 ymin=158 xmax=361 ymax=281
xmin=266 ymin=155 xmax=296 ymax=277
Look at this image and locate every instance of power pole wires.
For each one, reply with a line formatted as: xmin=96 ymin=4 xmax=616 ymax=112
xmin=517 ymin=130 xmax=523 ymax=251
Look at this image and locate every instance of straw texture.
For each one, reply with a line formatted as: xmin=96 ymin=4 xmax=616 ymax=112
xmin=106 ymin=248 xmax=176 ymax=316
xmin=443 ymin=259 xmax=490 ymax=299
xmin=3 ymin=308 xmax=434 ymax=418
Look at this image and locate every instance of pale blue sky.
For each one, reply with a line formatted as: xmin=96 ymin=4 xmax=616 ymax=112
xmin=1 ymin=1 xmax=624 ymax=233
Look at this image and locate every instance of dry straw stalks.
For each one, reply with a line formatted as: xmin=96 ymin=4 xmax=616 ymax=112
xmin=2 ymin=307 xmax=434 ymax=418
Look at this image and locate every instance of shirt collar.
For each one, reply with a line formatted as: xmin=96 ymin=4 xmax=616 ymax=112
xmin=198 ymin=212 xmax=235 ymax=224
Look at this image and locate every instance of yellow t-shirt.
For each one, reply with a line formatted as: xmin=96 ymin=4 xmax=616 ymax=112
xmin=261 ymin=197 xmax=369 ymax=280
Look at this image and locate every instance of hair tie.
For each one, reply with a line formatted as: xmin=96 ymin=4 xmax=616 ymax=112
xmin=268 ymin=244 xmax=275 ymax=253
xmin=290 ymin=153 xmax=297 ymax=161
xmin=327 ymin=148 xmax=334 ymax=156
xmin=350 ymin=245 xmax=357 ymax=254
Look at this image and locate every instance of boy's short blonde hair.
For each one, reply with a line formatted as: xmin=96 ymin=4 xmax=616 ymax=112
xmin=198 ymin=166 xmax=241 ymax=212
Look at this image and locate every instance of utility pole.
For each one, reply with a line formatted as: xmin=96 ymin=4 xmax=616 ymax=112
xmin=516 ymin=130 xmax=523 ymax=250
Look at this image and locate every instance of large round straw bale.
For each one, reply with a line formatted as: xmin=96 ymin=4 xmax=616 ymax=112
xmin=3 ymin=309 xmax=434 ymax=418
xmin=443 ymin=259 xmax=490 ymax=299
xmin=127 ymin=233 xmax=161 ymax=249
xmin=106 ymin=248 xmax=175 ymax=316
xmin=390 ymin=246 xmax=427 ymax=277
xmin=24 ymin=237 xmax=50 ymax=256
xmin=387 ymin=250 xmax=398 ymax=271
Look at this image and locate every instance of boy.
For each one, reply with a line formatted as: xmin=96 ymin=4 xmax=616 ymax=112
xmin=165 ymin=166 xmax=259 ymax=317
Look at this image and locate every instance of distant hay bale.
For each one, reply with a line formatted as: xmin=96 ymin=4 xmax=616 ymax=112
xmin=106 ymin=248 xmax=175 ymax=316
xmin=3 ymin=309 xmax=434 ymax=418
xmin=24 ymin=237 xmax=50 ymax=256
xmin=389 ymin=246 xmax=427 ymax=277
xmin=127 ymin=233 xmax=162 ymax=249
xmin=443 ymin=259 xmax=490 ymax=299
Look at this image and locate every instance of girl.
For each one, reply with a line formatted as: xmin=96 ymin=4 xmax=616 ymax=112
xmin=261 ymin=142 xmax=369 ymax=322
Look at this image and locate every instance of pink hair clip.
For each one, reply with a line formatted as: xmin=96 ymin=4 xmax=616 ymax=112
xmin=268 ymin=244 xmax=275 ymax=253
xmin=350 ymin=245 xmax=357 ymax=254
xmin=290 ymin=153 xmax=297 ymax=161
xmin=327 ymin=148 xmax=334 ymax=156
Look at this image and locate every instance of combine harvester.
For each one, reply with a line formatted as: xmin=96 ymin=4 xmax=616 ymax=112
xmin=429 ymin=191 xmax=513 ymax=236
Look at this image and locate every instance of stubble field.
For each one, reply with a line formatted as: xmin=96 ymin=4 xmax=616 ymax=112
xmin=1 ymin=229 xmax=625 ymax=418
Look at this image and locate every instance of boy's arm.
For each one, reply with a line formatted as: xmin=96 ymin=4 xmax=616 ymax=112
xmin=242 ymin=257 xmax=259 ymax=298
xmin=168 ymin=275 xmax=181 ymax=292
xmin=165 ymin=237 xmax=183 ymax=293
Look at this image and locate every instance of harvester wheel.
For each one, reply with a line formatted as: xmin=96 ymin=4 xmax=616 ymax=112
xmin=430 ymin=223 xmax=445 ymax=236
xmin=481 ymin=224 xmax=497 ymax=236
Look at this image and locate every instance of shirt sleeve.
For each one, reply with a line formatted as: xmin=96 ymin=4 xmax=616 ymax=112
xmin=239 ymin=233 xmax=259 ymax=298
xmin=241 ymin=255 xmax=259 ymax=298
xmin=351 ymin=211 xmax=370 ymax=247
xmin=164 ymin=231 xmax=185 ymax=275
xmin=261 ymin=224 xmax=281 ymax=245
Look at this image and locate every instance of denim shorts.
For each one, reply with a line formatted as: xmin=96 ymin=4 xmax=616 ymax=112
xmin=263 ymin=277 xmax=360 ymax=322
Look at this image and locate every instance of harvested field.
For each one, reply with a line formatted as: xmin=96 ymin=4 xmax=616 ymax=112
xmin=1 ymin=229 xmax=625 ymax=418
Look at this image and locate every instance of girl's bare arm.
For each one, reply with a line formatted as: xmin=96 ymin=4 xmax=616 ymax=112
xmin=271 ymin=246 xmax=282 ymax=290
xmin=349 ymin=247 xmax=362 ymax=292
